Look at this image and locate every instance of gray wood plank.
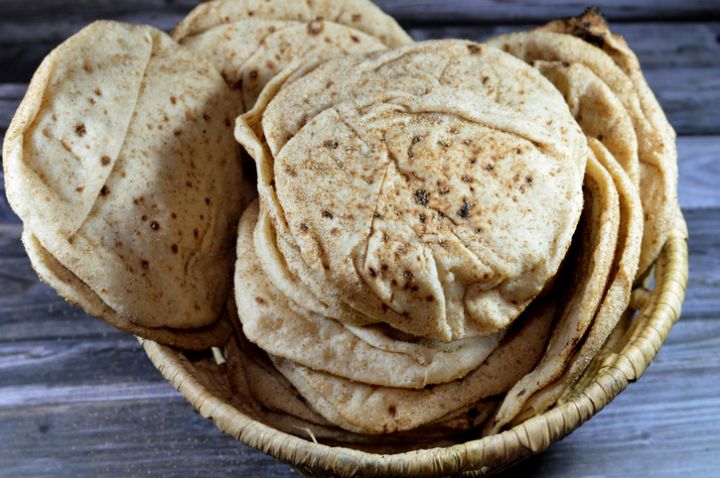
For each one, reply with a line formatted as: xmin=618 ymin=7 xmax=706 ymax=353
xmin=678 ymin=136 xmax=720 ymax=210
xmin=0 ymin=399 xmax=290 ymax=478
xmin=0 ymin=0 xmax=718 ymax=24
xmin=0 ymin=315 xmax=717 ymax=477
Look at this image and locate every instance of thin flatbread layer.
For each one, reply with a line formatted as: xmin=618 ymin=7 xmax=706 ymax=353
xmin=485 ymin=152 xmax=620 ymax=434
xmin=178 ymin=19 xmax=387 ymax=112
xmin=534 ymin=60 xmax=639 ymax=188
xmin=253 ymin=200 xmax=367 ymax=323
xmin=225 ymin=333 xmax=498 ymax=447
xmin=511 ymin=138 xmax=643 ymax=423
xmin=23 ymin=231 xmax=231 ymax=350
xmin=172 ymin=0 xmax=412 ymax=48
xmin=236 ymin=40 xmax=587 ymax=342
xmin=271 ymin=295 xmax=557 ymax=434
xmin=234 ymin=201 xmax=503 ymax=388
xmin=2 ymin=21 xmax=244 ymax=335
xmin=487 ymin=27 xmax=677 ymax=277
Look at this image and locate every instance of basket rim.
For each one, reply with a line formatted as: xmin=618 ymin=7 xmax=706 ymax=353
xmin=140 ymin=212 xmax=688 ymax=477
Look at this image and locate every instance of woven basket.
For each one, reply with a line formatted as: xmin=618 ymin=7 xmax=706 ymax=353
xmin=139 ymin=213 xmax=688 ymax=477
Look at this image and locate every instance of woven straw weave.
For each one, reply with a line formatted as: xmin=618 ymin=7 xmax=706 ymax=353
xmin=140 ymin=213 xmax=688 ymax=477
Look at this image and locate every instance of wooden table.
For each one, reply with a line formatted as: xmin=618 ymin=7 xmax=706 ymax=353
xmin=1 ymin=1 xmax=718 ymax=476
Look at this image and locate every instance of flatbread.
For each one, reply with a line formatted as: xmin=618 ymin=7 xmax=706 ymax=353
xmin=225 ymin=332 xmax=498 ymax=448
xmin=271 ymin=295 xmax=557 ymax=434
xmin=172 ymin=0 xmax=412 ymax=48
xmin=488 ymin=24 xmax=677 ymax=276
xmin=509 ymin=138 xmax=643 ymax=423
xmin=22 ymin=230 xmax=231 ymax=349
xmin=485 ymin=152 xmax=620 ymax=433
xmin=2 ymin=22 xmax=244 ymax=341
xmin=234 ymin=201 xmax=503 ymax=388
xmin=172 ymin=0 xmax=410 ymax=111
xmin=236 ymin=40 xmax=587 ymax=342
xmin=534 ymin=60 xmax=639 ymax=188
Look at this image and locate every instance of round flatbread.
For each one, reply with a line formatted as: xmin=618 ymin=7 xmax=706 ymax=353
xmin=172 ymin=0 xmax=410 ymax=111
xmin=236 ymin=40 xmax=588 ymax=341
xmin=2 ymin=21 xmax=244 ymax=342
xmin=488 ymin=23 xmax=677 ymax=276
xmin=172 ymin=0 xmax=412 ymax=48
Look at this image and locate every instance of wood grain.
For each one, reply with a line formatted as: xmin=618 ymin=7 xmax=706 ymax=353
xmin=0 ymin=0 xmax=719 ymax=24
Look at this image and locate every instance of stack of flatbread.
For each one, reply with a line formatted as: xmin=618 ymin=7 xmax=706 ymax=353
xmin=3 ymin=0 xmax=678 ymax=443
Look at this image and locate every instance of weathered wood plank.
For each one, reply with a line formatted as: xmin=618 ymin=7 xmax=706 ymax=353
xmin=0 ymin=337 xmax=158 ymax=393
xmin=1 ymin=20 xmax=719 ymax=83
xmin=678 ymin=136 xmax=720 ymax=210
xmin=0 ymin=0 xmax=718 ymax=24
xmin=0 ymin=315 xmax=717 ymax=477
xmin=0 ymin=399 xmax=291 ymax=478
xmin=682 ymin=209 xmax=720 ymax=320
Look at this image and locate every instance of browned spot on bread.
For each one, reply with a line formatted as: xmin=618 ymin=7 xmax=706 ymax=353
xmin=321 ymin=210 xmax=334 ymax=219
xmin=467 ymin=44 xmax=482 ymax=54
xmin=100 ymin=155 xmax=111 ymax=166
xmin=351 ymin=13 xmax=362 ymax=22
xmin=75 ymin=186 xmax=84 ymax=193
xmin=141 ymin=260 xmax=149 ymax=270
xmin=414 ymin=189 xmax=429 ymax=206
xmin=75 ymin=123 xmax=86 ymax=137
xmin=307 ymin=20 xmax=325 ymax=35
xmin=170 ymin=96 xmax=177 ymax=105
xmin=324 ymin=140 xmax=339 ymax=149
xmin=171 ymin=244 xmax=179 ymax=254
xmin=255 ymin=296 xmax=266 ymax=305
xmin=150 ymin=221 xmax=160 ymax=231
xmin=458 ymin=201 xmax=471 ymax=219
xmin=100 ymin=186 xmax=110 ymax=196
